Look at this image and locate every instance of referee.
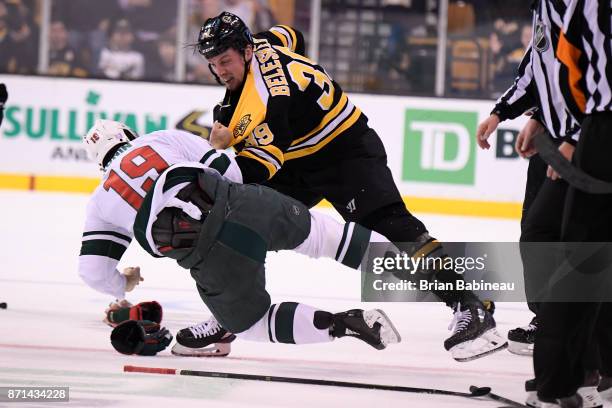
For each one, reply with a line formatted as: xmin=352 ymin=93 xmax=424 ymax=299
xmin=477 ymin=0 xmax=607 ymax=405
xmin=477 ymin=0 xmax=580 ymax=346
xmin=555 ymin=0 xmax=612 ymax=400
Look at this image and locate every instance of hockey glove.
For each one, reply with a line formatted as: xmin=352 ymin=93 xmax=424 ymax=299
xmin=105 ymin=301 xmax=163 ymax=327
xmin=0 ymin=83 xmax=6 ymax=126
xmin=110 ymin=320 xmax=173 ymax=356
xmin=0 ymin=83 xmax=7 ymax=105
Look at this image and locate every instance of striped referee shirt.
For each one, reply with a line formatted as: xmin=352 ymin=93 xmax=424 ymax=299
xmin=493 ymin=0 xmax=581 ymax=143
xmin=557 ymin=0 xmax=612 ymax=116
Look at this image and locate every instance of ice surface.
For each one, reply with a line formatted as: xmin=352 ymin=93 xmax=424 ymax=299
xmin=0 ymin=191 xmax=588 ymax=407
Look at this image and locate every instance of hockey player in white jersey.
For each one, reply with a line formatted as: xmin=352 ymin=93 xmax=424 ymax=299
xmin=130 ymin=161 xmax=402 ymax=356
xmin=78 ymin=119 xmax=243 ymax=302
xmin=79 ymin=119 xmax=401 ymax=356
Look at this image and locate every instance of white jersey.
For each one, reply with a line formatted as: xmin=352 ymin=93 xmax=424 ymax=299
xmin=78 ymin=129 xmax=243 ymax=298
xmin=98 ymin=47 xmax=145 ymax=80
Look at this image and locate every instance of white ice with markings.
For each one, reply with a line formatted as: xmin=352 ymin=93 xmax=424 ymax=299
xmin=0 ymin=190 xmax=587 ymax=407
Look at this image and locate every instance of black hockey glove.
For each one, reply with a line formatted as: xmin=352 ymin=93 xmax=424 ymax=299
xmin=110 ymin=320 xmax=173 ymax=356
xmin=0 ymin=83 xmax=7 ymax=105
xmin=0 ymin=83 xmax=7 ymax=126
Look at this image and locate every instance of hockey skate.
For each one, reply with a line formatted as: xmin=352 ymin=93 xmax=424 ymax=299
xmin=539 ymin=396 xmax=582 ymax=408
xmin=575 ymin=370 xmax=604 ymax=408
xmin=526 ymin=378 xmax=540 ymax=408
xmin=508 ymin=316 xmax=538 ymax=356
xmin=171 ymin=315 xmax=236 ymax=357
xmin=598 ymin=375 xmax=612 ymax=401
xmin=331 ymin=309 xmax=401 ymax=350
xmin=525 ymin=377 xmax=604 ymax=408
xmin=577 ymin=387 xmax=604 ymax=408
xmin=529 ymin=393 xmax=595 ymax=408
xmin=444 ymin=302 xmax=507 ymax=362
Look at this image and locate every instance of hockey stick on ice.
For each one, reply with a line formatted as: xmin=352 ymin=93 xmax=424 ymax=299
xmin=534 ymin=133 xmax=612 ymax=194
xmin=124 ymin=365 xmax=490 ymax=400
xmin=469 ymin=385 xmax=528 ymax=407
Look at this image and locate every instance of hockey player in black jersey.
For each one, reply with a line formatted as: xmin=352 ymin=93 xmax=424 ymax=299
xmin=177 ymin=11 xmax=507 ymax=362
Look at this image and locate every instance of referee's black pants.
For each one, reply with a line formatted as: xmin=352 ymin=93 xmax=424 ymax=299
xmin=519 ymin=143 xmax=604 ymax=398
xmin=536 ymin=112 xmax=612 ymax=400
xmin=520 ymin=151 xmax=566 ymax=316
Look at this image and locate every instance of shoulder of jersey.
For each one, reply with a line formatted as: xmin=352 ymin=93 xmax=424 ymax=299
xmin=256 ymin=25 xmax=306 ymax=57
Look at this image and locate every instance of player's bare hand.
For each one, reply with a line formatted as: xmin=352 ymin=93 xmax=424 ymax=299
xmin=476 ymin=114 xmax=500 ymax=149
xmin=108 ymin=298 xmax=132 ymax=310
xmin=123 ymin=267 xmax=143 ymax=292
xmin=515 ymin=118 xmax=544 ymax=158
xmin=547 ymin=142 xmax=574 ymax=180
xmin=210 ymin=121 xmax=232 ymax=149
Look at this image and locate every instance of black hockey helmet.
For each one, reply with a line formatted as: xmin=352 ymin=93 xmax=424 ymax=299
xmin=197 ymin=11 xmax=254 ymax=59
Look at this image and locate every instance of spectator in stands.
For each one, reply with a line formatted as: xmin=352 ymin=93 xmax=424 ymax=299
xmin=196 ymin=0 xmax=255 ymax=26
xmin=186 ymin=0 xmax=219 ymax=84
xmin=222 ymin=0 xmax=257 ymax=28
xmin=185 ymin=0 xmax=276 ymax=83
xmin=468 ymin=0 xmax=531 ymax=33
xmin=190 ymin=0 xmax=275 ymax=33
xmin=489 ymin=22 xmax=531 ymax=97
xmin=118 ymin=0 xmax=176 ymax=41
xmin=117 ymin=0 xmax=177 ymax=67
xmin=48 ymin=20 xmax=88 ymax=77
xmin=145 ymin=31 xmax=176 ymax=82
xmin=98 ymin=19 xmax=145 ymax=80
xmin=507 ymin=23 xmax=531 ymax=64
xmin=250 ymin=0 xmax=276 ymax=33
xmin=489 ymin=17 xmax=521 ymax=93
xmin=52 ymin=0 xmax=122 ymax=70
xmin=0 ymin=1 xmax=18 ymax=72
xmin=374 ymin=0 xmax=435 ymax=92
xmin=0 ymin=0 xmax=38 ymax=74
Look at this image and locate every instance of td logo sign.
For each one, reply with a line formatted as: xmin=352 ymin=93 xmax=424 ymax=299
xmin=403 ymin=109 xmax=477 ymax=185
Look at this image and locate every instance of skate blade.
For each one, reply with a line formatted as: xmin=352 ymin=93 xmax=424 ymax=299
xmin=577 ymin=386 xmax=604 ymax=408
xmin=171 ymin=342 xmax=231 ymax=357
xmin=525 ymin=390 xmax=540 ymax=408
xmin=598 ymin=386 xmax=612 ymax=402
xmin=450 ymin=328 xmax=508 ymax=362
xmin=508 ymin=340 xmax=534 ymax=356
xmin=364 ymin=309 xmax=402 ymax=348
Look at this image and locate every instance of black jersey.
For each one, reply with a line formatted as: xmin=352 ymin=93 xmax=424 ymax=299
xmin=214 ymin=25 xmax=368 ymax=183
xmin=49 ymin=46 xmax=88 ymax=77
xmin=557 ymin=0 xmax=612 ymax=116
